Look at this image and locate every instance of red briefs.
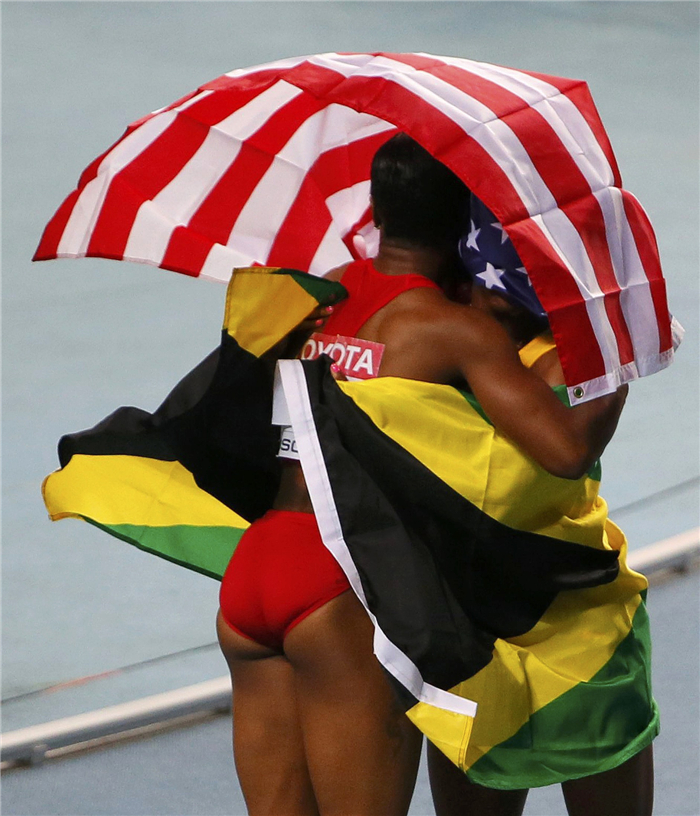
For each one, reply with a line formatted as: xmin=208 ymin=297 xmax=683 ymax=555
xmin=219 ymin=510 xmax=350 ymax=649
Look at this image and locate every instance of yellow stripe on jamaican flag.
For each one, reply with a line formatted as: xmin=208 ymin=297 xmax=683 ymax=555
xmin=43 ymin=267 xmax=347 ymax=579
xmin=43 ymin=454 xmax=249 ymax=578
xmin=223 ymin=267 xmax=345 ymax=355
xmin=329 ymin=374 xmax=657 ymax=788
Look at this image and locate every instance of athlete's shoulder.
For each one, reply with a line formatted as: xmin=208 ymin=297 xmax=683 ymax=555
xmin=323 ymin=262 xmax=351 ymax=283
xmin=380 ymin=289 xmax=501 ymax=349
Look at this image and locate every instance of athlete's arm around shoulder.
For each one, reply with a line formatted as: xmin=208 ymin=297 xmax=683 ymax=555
xmin=378 ymin=293 xmax=627 ymax=480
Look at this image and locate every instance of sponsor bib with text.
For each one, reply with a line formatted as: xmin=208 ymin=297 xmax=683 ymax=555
xmin=299 ymin=333 xmax=385 ymax=380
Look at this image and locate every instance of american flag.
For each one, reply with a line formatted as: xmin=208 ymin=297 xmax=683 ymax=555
xmin=34 ymin=51 xmax=682 ymax=404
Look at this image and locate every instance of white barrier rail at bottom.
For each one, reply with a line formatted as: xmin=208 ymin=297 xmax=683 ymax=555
xmin=2 ymin=526 xmax=698 ymax=767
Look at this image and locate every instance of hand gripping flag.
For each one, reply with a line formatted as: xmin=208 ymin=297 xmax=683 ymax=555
xmin=42 ymin=267 xmax=653 ymax=785
xmin=34 ymin=52 xmax=681 ymax=404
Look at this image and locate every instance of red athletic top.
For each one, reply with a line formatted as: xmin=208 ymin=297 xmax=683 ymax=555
xmin=322 ymin=257 xmax=441 ymax=337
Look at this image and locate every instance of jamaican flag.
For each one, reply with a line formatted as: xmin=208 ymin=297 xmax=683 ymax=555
xmin=277 ymin=347 xmax=657 ymax=788
xmin=43 ymin=268 xmax=651 ymax=788
xmin=43 ymin=267 xmax=347 ymax=578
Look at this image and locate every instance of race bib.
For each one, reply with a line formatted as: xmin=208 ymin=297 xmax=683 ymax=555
xmin=277 ymin=425 xmax=300 ymax=461
xmin=300 ymin=333 xmax=385 ymax=380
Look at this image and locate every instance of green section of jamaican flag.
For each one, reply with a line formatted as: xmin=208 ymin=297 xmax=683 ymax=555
xmin=464 ymin=593 xmax=658 ymax=788
xmin=89 ymin=521 xmax=246 ymax=581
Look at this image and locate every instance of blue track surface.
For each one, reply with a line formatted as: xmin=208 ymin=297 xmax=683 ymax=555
xmin=3 ymin=569 xmax=698 ymax=816
xmin=3 ymin=3 xmax=698 ymax=813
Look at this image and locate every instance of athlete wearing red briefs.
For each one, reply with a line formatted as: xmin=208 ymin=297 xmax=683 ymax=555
xmin=218 ymin=257 xmax=440 ymax=649
xmin=216 ymin=134 xmax=631 ymax=816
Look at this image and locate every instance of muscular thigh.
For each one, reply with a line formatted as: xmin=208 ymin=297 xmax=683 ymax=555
xmin=284 ymin=590 xmax=406 ymax=721
xmin=427 ymin=741 xmax=528 ymax=816
xmin=283 ymin=590 xmax=373 ymax=682
xmin=561 ymin=744 xmax=654 ymax=816
xmin=216 ymin=612 xmax=319 ymax=816
xmin=284 ymin=592 xmax=422 ymax=816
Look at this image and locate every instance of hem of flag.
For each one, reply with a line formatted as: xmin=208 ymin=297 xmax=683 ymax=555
xmin=467 ymin=708 xmax=659 ymax=790
xmin=84 ymin=516 xmax=226 ymax=582
xmin=567 ymin=346 xmax=677 ymax=405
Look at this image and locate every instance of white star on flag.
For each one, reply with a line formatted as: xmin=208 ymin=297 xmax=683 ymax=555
xmin=465 ymin=221 xmax=481 ymax=250
xmin=491 ymin=221 xmax=510 ymax=244
xmin=476 ymin=262 xmax=507 ymax=290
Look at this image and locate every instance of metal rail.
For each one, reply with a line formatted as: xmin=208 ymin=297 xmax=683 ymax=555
xmin=3 ymin=527 xmax=698 ymax=767
xmin=1 ymin=677 xmax=232 ymax=766
xmin=626 ymin=526 xmax=699 ymax=575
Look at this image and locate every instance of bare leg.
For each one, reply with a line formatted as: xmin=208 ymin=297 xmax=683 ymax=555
xmin=561 ymin=744 xmax=654 ymax=816
xmin=216 ymin=611 xmax=320 ymax=816
xmin=284 ymin=591 xmax=423 ymax=816
xmin=427 ymin=741 xmax=528 ymax=816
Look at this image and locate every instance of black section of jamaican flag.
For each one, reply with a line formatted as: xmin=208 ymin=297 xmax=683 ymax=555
xmin=56 ymin=267 xmax=349 ymax=526
xmin=58 ymin=336 xmax=281 ymax=524
xmin=302 ymin=358 xmax=620 ymax=692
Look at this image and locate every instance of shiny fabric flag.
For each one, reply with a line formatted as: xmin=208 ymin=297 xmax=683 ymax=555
xmin=283 ymin=358 xmax=657 ymax=786
xmin=34 ymin=52 xmax=681 ymax=404
xmin=43 ymin=268 xmax=347 ymax=578
xmin=42 ymin=268 xmax=628 ymax=784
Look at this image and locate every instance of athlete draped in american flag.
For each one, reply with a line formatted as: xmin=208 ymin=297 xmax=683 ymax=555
xmin=34 ymin=52 xmax=682 ymax=407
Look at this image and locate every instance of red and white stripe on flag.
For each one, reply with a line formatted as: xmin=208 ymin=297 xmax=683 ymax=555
xmin=34 ymin=52 xmax=682 ymax=403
